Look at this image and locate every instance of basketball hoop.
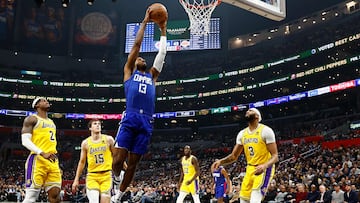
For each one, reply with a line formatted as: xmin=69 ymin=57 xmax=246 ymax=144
xmin=179 ymin=0 xmax=220 ymax=35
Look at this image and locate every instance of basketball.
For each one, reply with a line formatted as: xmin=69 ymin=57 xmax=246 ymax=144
xmin=149 ymin=3 xmax=168 ymax=26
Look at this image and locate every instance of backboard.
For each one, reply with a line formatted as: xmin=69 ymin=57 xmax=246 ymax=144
xmin=222 ymin=0 xmax=286 ymax=21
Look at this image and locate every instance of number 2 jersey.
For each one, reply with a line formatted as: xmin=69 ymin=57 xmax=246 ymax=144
xmin=236 ymin=124 xmax=276 ymax=166
xmin=124 ymin=70 xmax=155 ymax=116
xmin=181 ymin=155 xmax=199 ymax=182
xmin=86 ymin=134 xmax=112 ymax=173
xmin=31 ymin=114 xmax=57 ymax=154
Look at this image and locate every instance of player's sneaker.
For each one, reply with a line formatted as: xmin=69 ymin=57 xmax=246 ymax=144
xmin=111 ymin=191 xmax=123 ymax=203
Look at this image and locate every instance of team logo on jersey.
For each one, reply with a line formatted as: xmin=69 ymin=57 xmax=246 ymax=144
xmin=133 ymin=74 xmax=152 ymax=85
xmin=42 ymin=122 xmax=56 ymax=129
xmin=243 ymin=137 xmax=259 ymax=144
xmin=89 ymin=146 xmax=106 ymax=154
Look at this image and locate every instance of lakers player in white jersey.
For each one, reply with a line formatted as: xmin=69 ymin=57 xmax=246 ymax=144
xmin=176 ymin=145 xmax=201 ymax=203
xmin=212 ymin=108 xmax=278 ymax=203
xmin=72 ymin=119 xmax=115 ymax=203
xmin=21 ymin=97 xmax=61 ymax=203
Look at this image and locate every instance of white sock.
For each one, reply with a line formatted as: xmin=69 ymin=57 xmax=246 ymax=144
xmin=114 ymin=175 xmax=121 ymax=182
xmin=240 ymin=199 xmax=250 ymax=203
xmin=250 ymin=189 xmax=263 ymax=203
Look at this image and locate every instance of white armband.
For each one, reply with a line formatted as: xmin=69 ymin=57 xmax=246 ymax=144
xmin=21 ymin=133 xmax=43 ymax=155
xmin=153 ymin=36 xmax=167 ymax=72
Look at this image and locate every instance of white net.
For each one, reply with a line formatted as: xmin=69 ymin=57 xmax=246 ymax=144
xmin=179 ymin=0 xmax=219 ymax=35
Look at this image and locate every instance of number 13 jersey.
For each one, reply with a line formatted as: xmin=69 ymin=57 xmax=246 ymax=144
xmin=125 ymin=70 xmax=155 ymax=116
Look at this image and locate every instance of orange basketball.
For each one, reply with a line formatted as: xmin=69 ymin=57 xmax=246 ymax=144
xmin=149 ymin=3 xmax=168 ymax=26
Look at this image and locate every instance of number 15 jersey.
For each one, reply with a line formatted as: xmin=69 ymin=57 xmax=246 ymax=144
xmin=87 ymin=135 xmax=112 ymax=173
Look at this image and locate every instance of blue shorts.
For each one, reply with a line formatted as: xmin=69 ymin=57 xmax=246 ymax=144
xmin=115 ymin=111 xmax=153 ymax=155
xmin=215 ymin=184 xmax=227 ymax=198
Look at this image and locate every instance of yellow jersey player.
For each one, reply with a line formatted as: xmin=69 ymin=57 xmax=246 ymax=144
xmin=212 ymin=108 xmax=279 ymax=203
xmin=21 ymin=97 xmax=61 ymax=203
xmin=176 ymin=145 xmax=201 ymax=203
xmin=72 ymin=119 xmax=115 ymax=203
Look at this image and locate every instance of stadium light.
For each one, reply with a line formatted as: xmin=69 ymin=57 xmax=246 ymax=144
xmin=62 ymin=0 xmax=70 ymax=8
xmin=87 ymin=0 xmax=94 ymax=5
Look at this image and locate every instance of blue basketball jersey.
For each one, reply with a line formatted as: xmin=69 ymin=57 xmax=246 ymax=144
xmin=213 ymin=166 xmax=226 ymax=186
xmin=213 ymin=166 xmax=228 ymax=198
xmin=124 ymin=70 xmax=155 ymax=116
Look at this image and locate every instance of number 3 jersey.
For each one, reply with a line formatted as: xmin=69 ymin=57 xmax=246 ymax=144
xmin=236 ymin=124 xmax=276 ymax=166
xmin=31 ymin=114 xmax=57 ymax=154
xmin=86 ymin=134 xmax=112 ymax=173
xmin=124 ymin=70 xmax=155 ymax=116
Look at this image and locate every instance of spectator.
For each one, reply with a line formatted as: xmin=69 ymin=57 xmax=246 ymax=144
xmin=285 ymin=185 xmax=297 ymax=203
xmin=306 ymin=184 xmax=320 ymax=203
xmin=141 ymin=186 xmax=158 ymax=203
xmin=343 ymin=182 xmax=358 ymax=203
xmin=295 ymin=183 xmax=308 ymax=203
xmin=274 ymin=184 xmax=288 ymax=203
xmin=331 ymin=182 xmax=344 ymax=203
xmin=264 ymin=184 xmax=278 ymax=203
xmin=315 ymin=184 xmax=331 ymax=203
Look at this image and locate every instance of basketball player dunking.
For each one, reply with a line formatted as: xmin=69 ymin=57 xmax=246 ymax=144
xmin=111 ymin=7 xmax=167 ymax=203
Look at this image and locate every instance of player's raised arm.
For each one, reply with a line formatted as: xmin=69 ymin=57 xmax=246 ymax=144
xmin=150 ymin=23 xmax=167 ymax=82
xmin=123 ymin=9 xmax=151 ymax=82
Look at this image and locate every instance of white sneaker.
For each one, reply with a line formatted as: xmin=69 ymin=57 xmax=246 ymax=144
xmin=111 ymin=192 xmax=122 ymax=203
